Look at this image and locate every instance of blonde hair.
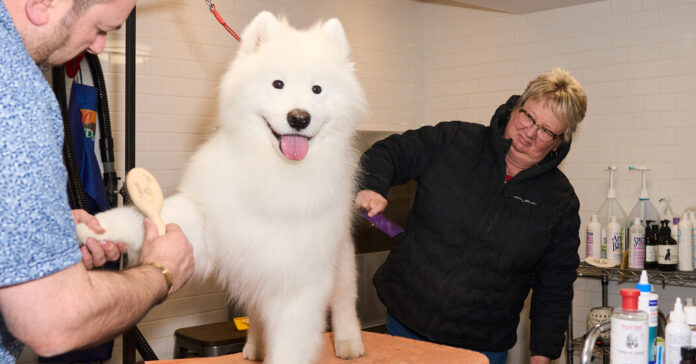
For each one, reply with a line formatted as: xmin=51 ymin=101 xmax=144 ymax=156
xmin=517 ymin=68 xmax=587 ymax=143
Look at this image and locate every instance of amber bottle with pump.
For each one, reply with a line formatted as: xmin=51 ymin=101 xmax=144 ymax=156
xmin=658 ymin=219 xmax=678 ymax=271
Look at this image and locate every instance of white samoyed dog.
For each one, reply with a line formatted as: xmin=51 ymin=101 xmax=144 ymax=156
xmin=76 ymin=11 xmax=366 ymax=364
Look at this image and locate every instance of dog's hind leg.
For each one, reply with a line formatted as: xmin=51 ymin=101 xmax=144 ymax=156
xmin=329 ymin=235 xmax=365 ymax=359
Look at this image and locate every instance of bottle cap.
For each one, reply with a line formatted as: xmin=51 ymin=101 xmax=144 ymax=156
xmin=636 ymin=270 xmax=651 ymax=293
xmin=682 ymin=346 xmax=696 ymax=360
xmin=674 ymin=217 xmax=681 ymax=225
xmin=634 ymin=217 xmax=641 ymax=226
xmin=685 ymin=306 xmax=696 ymax=325
xmin=620 ymin=288 xmax=641 ymax=311
xmin=671 ymin=297 xmax=686 ymax=323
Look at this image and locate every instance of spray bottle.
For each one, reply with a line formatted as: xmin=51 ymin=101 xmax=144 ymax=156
xmin=627 ymin=166 xmax=661 ymax=232
xmin=597 ymin=166 xmax=627 ymax=258
xmin=612 ymin=288 xmax=649 ymax=363
xmin=638 ymin=270 xmax=659 ymax=364
xmin=661 ymin=197 xmax=676 ymax=229
xmin=666 ymin=297 xmax=691 ymax=364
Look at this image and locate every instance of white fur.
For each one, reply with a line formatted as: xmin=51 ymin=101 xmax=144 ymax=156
xmin=77 ymin=12 xmax=366 ymax=364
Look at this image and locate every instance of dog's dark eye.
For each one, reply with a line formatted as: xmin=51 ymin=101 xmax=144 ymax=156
xmin=312 ymin=85 xmax=322 ymax=94
xmin=272 ymin=80 xmax=284 ymax=89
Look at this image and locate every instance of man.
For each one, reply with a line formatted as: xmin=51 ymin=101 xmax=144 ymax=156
xmin=0 ymin=0 xmax=195 ymax=361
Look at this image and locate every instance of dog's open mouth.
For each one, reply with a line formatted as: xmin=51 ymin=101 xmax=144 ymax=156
xmin=266 ymin=122 xmax=311 ymax=161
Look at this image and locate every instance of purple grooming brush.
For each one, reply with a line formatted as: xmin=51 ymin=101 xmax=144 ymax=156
xmin=361 ymin=212 xmax=404 ymax=238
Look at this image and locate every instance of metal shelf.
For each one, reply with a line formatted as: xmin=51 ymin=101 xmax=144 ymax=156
xmin=577 ymin=262 xmax=696 ymax=287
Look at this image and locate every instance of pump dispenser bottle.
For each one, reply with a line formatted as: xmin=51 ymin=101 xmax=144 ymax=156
xmin=637 ymin=271 xmax=659 ymax=364
xmin=666 ymin=297 xmax=691 ymax=364
xmin=627 ymin=166 xmax=661 ymax=232
xmin=611 ymin=288 xmax=649 ymax=364
xmin=587 ymin=214 xmax=602 ymax=258
xmin=646 ymin=220 xmax=659 ymax=269
xmin=597 ymin=166 xmax=627 ymax=257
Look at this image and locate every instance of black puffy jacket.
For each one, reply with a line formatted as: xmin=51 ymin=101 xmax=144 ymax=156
xmin=359 ymin=95 xmax=580 ymax=359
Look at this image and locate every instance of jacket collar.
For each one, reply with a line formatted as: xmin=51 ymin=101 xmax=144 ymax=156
xmin=489 ymin=95 xmax=572 ymax=182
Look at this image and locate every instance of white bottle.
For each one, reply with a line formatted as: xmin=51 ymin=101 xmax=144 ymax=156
xmin=629 ymin=217 xmax=646 ymax=269
xmin=612 ymin=288 xmax=649 ymax=364
xmin=690 ymin=211 xmax=696 ymax=267
xmin=666 ymin=297 xmax=691 ymax=364
xmin=684 ymin=305 xmax=696 ymax=346
xmin=679 ymin=213 xmax=694 ymax=271
xmin=637 ymin=271 xmax=659 ymax=364
xmin=587 ymin=214 xmax=602 ymax=258
xmin=607 ymin=215 xmax=623 ymax=265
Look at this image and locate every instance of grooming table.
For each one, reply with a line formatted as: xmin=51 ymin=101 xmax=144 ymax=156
xmin=151 ymin=331 xmax=488 ymax=363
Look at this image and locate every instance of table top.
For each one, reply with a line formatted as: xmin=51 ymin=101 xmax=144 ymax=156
xmin=152 ymin=331 xmax=488 ymax=364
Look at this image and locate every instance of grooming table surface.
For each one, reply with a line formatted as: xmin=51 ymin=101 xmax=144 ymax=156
xmin=151 ymin=331 xmax=488 ymax=364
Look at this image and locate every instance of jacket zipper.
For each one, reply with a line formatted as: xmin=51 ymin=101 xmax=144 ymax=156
xmin=426 ymin=180 xmax=508 ymax=335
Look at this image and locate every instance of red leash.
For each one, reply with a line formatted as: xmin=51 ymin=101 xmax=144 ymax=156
xmin=205 ymin=0 xmax=241 ymax=42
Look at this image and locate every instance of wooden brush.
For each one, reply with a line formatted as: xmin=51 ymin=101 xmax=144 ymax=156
xmin=126 ymin=167 xmax=165 ymax=235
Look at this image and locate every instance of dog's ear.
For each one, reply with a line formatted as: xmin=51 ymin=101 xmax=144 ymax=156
xmin=239 ymin=11 xmax=281 ymax=54
xmin=322 ymin=18 xmax=350 ymax=58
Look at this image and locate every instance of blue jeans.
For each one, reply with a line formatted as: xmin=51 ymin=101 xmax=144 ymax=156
xmin=386 ymin=313 xmax=509 ymax=364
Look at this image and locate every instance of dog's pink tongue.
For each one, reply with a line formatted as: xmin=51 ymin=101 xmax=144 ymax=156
xmin=280 ymin=135 xmax=309 ymax=161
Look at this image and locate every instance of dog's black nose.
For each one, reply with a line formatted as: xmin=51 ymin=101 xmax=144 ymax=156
xmin=287 ymin=109 xmax=311 ymax=130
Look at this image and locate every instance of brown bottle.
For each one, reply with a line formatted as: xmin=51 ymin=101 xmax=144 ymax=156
xmin=644 ymin=220 xmax=658 ymax=269
xmin=657 ymin=219 xmax=678 ymax=271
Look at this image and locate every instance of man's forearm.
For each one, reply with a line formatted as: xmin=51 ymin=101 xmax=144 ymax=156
xmin=0 ymin=263 xmax=168 ymax=356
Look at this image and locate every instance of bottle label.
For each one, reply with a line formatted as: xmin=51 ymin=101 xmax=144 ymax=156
xmin=587 ymin=230 xmax=594 ymax=257
xmin=658 ymin=244 xmax=678 ymax=265
xmin=611 ymin=317 xmax=648 ymax=363
xmin=666 ymin=331 xmax=690 ymax=364
xmin=610 ymin=231 xmax=622 ymax=264
xmin=646 ymin=245 xmax=657 ymax=262
xmin=630 ymin=234 xmax=645 ymax=269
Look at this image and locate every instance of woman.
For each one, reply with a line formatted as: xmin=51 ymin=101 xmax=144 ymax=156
xmin=355 ymin=68 xmax=587 ymax=364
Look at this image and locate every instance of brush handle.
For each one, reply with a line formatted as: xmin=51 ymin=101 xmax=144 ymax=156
xmin=361 ymin=212 xmax=404 ymax=238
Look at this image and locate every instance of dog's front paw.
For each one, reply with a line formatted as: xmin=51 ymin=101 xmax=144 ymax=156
xmin=334 ymin=338 xmax=365 ymax=359
xmin=76 ymin=222 xmax=106 ymax=244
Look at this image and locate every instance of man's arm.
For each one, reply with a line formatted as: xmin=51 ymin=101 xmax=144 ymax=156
xmin=0 ymin=220 xmax=194 ymax=356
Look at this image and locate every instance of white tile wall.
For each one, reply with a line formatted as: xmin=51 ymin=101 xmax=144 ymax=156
xmin=19 ymin=0 xmax=696 ymax=362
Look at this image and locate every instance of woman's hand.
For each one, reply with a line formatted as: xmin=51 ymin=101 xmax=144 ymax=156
xmin=354 ymin=190 xmax=388 ymax=217
xmin=72 ymin=209 xmax=126 ymax=269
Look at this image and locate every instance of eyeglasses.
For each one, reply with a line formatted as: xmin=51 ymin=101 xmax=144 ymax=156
xmin=516 ymin=107 xmax=563 ymax=143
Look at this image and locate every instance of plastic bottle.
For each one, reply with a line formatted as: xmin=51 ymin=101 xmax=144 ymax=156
xmin=646 ymin=220 xmax=659 ymax=270
xmin=667 ymin=297 xmax=691 ymax=364
xmin=630 ymin=217 xmax=646 ymax=269
xmin=685 ymin=306 xmax=696 ymax=346
xmin=627 ymin=166 xmax=661 ymax=239
xmin=597 ymin=166 xmax=627 ymax=257
xmin=691 ymin=211 xmax=696 ymax=268
xmin=587 ymin=214 xmax=602 ymax=258
xmin=611 ymin=288 xmax=649 ymax=364
xmin=659 ymin=220 xmax=679 ymax=271
xmin=637 ymin=270 xmax=659 ymax=364
xmin=607 ymin=215 xmax=623 ymax=265
xmin=680 ymin=214 xmax=694 ymax=271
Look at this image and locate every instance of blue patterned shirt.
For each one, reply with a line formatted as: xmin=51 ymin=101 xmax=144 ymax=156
xmin=0 ymin=2 xmax=82 ymax=361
